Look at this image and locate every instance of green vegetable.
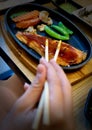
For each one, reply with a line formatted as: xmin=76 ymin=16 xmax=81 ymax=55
xmin=58 ymin=21 xmax=73 ymax=35
xmin=51 ymin=24 xmax=69 ymax=36
xmin=10 ymin=11 xmax=27 ymax=19
xmin=44 ymin=25 xmax=69 ymax=40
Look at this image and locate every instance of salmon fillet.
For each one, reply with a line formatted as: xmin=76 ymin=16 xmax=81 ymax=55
xmin=16 ymin=18 xmax=40 ymax=29
xmin=12 ymin=10 xmax=40 ymax=22
xmin=16 ymin=31 xmax=87 ymax=66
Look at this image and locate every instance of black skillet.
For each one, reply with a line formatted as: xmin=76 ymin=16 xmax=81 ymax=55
xmin=4 ymin=3 xmax=92 ymax=70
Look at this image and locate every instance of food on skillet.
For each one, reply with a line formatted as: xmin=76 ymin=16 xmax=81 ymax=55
xmin=16 ymin=31 xmax=87 ymax=67
xmin=39 ymin=10 xmax=53 ymax=25
xmin=12 ymin=10 xmax=40 ymax=22
xmin=15 ymin=18 xmax=40 ymax=29
xmin=44 ymin=25 xmax=69 ymax=40
xmin=37 ymin=22 xmax=73 ymax=40
xmin=11 ymin=9 xmax=86 ymax=67
xmin=11 ymin=9 xmax=73 ymax=40
xmin=11 ymin=10 xmax=53 ymax=29
xmin=12 ymin=10 xmax=40 ymax=29
xmin=58 ymin=21 xmax=73 ymax=35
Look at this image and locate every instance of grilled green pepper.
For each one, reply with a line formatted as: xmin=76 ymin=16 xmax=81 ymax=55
xmin=44 ymin=25 xmax=69 ymax=40
xmin=51 ymin=24 xmax=69 ymax=36
xmin=58 ymin=21 xmax=73 ymax=35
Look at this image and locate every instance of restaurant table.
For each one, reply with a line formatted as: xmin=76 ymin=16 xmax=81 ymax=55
xmin=0 ymin=1 xmax=92 ymax=130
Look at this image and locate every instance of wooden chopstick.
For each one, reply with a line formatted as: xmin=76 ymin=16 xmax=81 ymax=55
xmin=54 ymin=40 xmax=62 ymax=61
xmin=32 ymin=39 xmax=49 ymax=129
xmin=32 ymin=39 xmax=62 ymax=129
xmin=43 ymin=40 xmax=62 ymax=125
xmin=43 ymin=39 xmax=50 ymax=125
xmin=32 ymin=90 xmax=45 ymax=129
xmin=45 ymin=39 xmax=49 ymax=62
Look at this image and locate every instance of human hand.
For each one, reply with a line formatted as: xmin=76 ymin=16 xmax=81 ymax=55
xmin=40 ymin=58 xmax=74 ymax=130
xmin=0 ymin=63 xmax=46 ymax=130
xmin=0 ymin=58 xmax=74 ymax=130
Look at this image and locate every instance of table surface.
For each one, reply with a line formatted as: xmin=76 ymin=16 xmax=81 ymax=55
xmin=0 ymin=1 xmax=92 ymax=130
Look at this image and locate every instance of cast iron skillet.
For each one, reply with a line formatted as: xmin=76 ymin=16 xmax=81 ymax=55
xmin=4 ymin=3 xmax=92 ymax=70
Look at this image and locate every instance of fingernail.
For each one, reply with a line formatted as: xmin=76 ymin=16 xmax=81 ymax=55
xmin=34 ymin=65 xmax=44 ymax=85
xmin=40 ymin=57 xmax=44 ymax=62
xmin=37 ymin=65 xmax=42 ymax=77
xmin=24 ymin=82 xmax=30 ymax=87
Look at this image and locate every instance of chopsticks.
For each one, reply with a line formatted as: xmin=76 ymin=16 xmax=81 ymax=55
xmin=32 ymin=39 xmax=49 ymax=130
xmin=43 ymin=39 xmax=50 ymax=125
xmin=32 ymin=39 xmax=62 ymax=130
xmin=54 ymin=40 xmax=62 ymax=61
xmin=45 ymin=39 xmax=49 ymax=62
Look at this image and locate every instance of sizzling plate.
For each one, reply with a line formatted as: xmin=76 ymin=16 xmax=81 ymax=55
xmin=4 ymin=3 xmax=92 ymax=70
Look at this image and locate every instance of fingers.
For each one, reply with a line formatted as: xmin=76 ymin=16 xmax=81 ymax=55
xmin=49 ymin=59 xmax=73 ymax=127
xmin=49 ymin=59 xmax=72 ymax=99
xmin=40 ymin=58 xmax=64 ymax=124
xmin=40 ymin=58 xmax=73 ymax=125
xmin=14 ymin=63 xmax=46 ymax=111
xmin=50 ymin=59 xmax=70 ymax=85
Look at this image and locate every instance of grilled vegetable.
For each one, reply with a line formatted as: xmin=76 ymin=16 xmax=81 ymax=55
xmin=51 ymin=24 xmax=69 ymax=36
xmin=58 ymin=21 xmax=73 ymax=35
xmin=39 ymin=10 xmax=53 ymax=25
xmin=44 ymin=25 xmax=69 ymax=40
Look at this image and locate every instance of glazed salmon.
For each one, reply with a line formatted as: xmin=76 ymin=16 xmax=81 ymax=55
xmin=16 ymin=31 xmax=87 ymax=66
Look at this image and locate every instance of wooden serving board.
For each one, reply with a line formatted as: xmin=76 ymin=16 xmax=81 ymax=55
xmin=1 ymin=18 xmax=92 ymax=85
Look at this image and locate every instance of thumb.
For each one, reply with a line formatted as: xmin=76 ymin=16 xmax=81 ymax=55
xmin=14 ymin=64 xmax=46 ymax=111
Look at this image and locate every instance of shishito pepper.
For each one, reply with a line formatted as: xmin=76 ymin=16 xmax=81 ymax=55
xmin=51 ymin=24 xmax=69 ymax=36
xmin=44 ymin=25 xmax=69 ymax=40
xmin=58 ymin=21 xmax=73 ymax=35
